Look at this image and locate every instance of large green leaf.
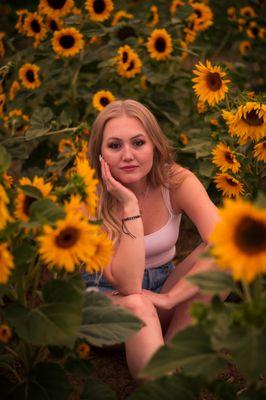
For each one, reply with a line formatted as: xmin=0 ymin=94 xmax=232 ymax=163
xmin=29 ymin=199 xmax=65 ymax=223
xmin=20 ymin=185 xmax=43 ymax=199
xmin=81 ymin=378 xmax=117 ymax=400
xmin=128 ymin=374 xmax=201 ymax=400
xmin=140 ymin=325 xmax=226 ymax=380
xmin=0 ymin=144 xmax=11 ymax=173
xmin=5 ymin=277 xmax=84 ymax=346
xmin=187 ymin=270 xmax=236 ymax=294
xmin=78 ymin=291 xmax=143 ymax=346
xmin=25 ymin=107 xmax=53 ymax=140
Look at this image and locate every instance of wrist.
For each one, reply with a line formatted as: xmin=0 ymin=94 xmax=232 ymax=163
xmin=123 ymin=201 xmax=140 ymax=217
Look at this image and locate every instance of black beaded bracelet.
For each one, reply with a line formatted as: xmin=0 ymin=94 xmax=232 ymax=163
xmin=121 ymin=214 xmax=142 ymax=239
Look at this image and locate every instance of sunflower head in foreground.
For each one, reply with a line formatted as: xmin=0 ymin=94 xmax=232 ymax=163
xmin=84 ymin=231 xmax=113 ymax=273
xmin=214 ymin=173 xmax=244 ymax=199
xmin=253 ymin=141 xmax=266 ymax=162
xmin=52 ymin=27 xmax=84 ymax=57
xmin=222 ymin=102 xmax=266 ymax=143
xmin=37 ymin=212 xmax=99 ymax=272
xmin=18 ymin=63 xmax=41 ymax=90
xmin=116 ymin=47 xmax=142 ymax=79
xmin=85 ymin=0 xmax=114 ymax=22
xmin=192 ymin=60 xmax=230 ymax=106
xmin=39 ymin=0 xmax=74 ymax=18
xmin=147 ymin=29 xmax=173 ymax=61
xmin=0 ymin=184 xmax=12 ymax=230
xmin=212 ymin=143 xmax=240 ymax=174
xmin=0 ymin=242 xmax=14 ymax=285
xmin=15 ymin=176 xmax=55 ymax=222
xmin=209 ymin=198 xmax=266 ymax=283
xmin=93 ymin=90 xmax=115 ymax=112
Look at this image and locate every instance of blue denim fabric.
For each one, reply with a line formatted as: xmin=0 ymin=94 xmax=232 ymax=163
xmin=82 ymin=261 xmax=175 ymax=293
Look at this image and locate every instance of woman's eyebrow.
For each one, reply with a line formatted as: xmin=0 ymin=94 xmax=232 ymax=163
xmin=107 ymin=133 xmax=146 ymax=141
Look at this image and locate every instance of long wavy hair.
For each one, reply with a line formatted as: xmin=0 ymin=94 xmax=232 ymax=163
xmin=88 ymin=99 xmax=182 ymax=243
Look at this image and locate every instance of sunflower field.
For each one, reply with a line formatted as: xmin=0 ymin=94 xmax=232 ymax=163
xmin=0 ymin=1 xmax=265 ymax=399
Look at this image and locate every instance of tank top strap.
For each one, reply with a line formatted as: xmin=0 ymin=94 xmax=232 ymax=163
xmin=161 ymin=186 xmax=175 ymax=216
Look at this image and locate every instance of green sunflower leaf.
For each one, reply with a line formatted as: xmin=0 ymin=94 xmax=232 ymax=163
xmin=187 ymin=270 xmax=236 ymax=294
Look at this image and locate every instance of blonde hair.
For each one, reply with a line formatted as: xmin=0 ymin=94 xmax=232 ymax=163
xmin=88 ymin=99 xmax=182 ymax=243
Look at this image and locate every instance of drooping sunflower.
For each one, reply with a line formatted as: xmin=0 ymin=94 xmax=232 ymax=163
xmin=92 ymin=90 xmax=115 ymax=111
xmin=23 ymin=12 xmax=47 ymax=47
xmin=117 ymin=48 xmax=142 ymax=79
xmin=239 ymin=40 xmax=251 ymax=55
xmin=0 ymin=243 xmax=14 ymax=285
xmin=0 ymin=184 xmax=12 ymax=230
xmin=253 ymin=141 xmax=266 ymax=162
xmin=15 ymin=176 xmax=55 ymax=222
xmin=209 ymin=199 xmax=266 ymax=283
xmin=214 ymin=173 xmax=244 ymax=198
xmin=147 ymin=29 xmax=173 ymax=61
xmin=85 ymin=0 xmax=114 ymax=22
xmin=75 ymin=157 xmax=99 ymax=217
xmin=52 ymin=27 xmax=84 ymax=57
xmin=9 ymin=81 xmax=21 ymax=101
xmin=170 ymin=0 xmax=185 ymax=15
xmin=39 ymin=0 xmax=74 ymax=17
xmin=192 ymin=60 xmax=230 ymax=106
xmin=212 ymin=143 xmax=240 ymax=173
xmin=111 ymin=10 xmax=133 ymax=26
xmin=147 ymin=5 xmax=159 ymax=27
xmin=189 ymin=2 xmax=213 ymax=32
xmin=85 ymin=231 xmax=113 ymax=273
xmin=0 ymin=323 xmax=12 ymax=344
xmin=222 ymin=102 xmax=266 ymax=143
xmin=37 ymin=212 xmax=99 ymax=272
xmin=18 ymin=63 xmax=41 ymax=90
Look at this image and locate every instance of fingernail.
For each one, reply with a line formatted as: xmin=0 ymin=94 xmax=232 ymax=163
xmin=99 ymin=154 xmax=102 ymax=161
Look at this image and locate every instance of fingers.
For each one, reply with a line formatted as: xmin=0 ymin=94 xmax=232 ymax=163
xmin=100 ymin=155 xmax=114 ymax=190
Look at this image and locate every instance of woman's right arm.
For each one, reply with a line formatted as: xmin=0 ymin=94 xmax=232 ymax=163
xmin=101 ymin=158 xmax=145 ymax=295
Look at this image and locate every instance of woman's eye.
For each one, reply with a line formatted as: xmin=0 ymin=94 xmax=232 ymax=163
xmin=133 ymin=140 xmax=145 ymax=147
xmin=108 ymin=142 xmax=121 ymax=149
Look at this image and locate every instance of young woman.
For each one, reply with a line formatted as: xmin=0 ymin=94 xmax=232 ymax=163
xmin=84 ymin=99 xmax=219 ymax=378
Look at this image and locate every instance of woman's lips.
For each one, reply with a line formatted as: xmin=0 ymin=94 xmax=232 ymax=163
xmin=120 ymin=166 xmax=138 ymax=171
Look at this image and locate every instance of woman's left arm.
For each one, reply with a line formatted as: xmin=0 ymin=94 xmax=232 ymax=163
xmin=143 ymin=172 xmax=220 ymax=309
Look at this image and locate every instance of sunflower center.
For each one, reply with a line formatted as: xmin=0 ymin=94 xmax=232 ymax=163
xmin=26 ymin=70 xmax=35 ymax=83
xmin=225 ymin=177 xmax=238 ymax=187
xmin=127 ymin=60 xmax=135 ymax=71
xmin=195 ymin=9 xmax=202 ymax=18
xmin=55 ymin=227 xmax=79 ymax=248
xmin=93 ymin=0 xmax=106 ymax=14
xmin=225 ymin=151 xmax=234 ymax=163
xmin=206 ymin=72 xmax=222 ymax=91
xmin=242 ymin=110 xmax=263 ymax=126
xmin=100 ymin=96 xmax=109 ymax=106
xmin=122 ymin=51 xmax=128 ymax=63
xmin=235 ymin=216 xmax=266 ymax=255
xmin=155 ymin=37 xmax=166 ymax=52
xmin=50 ymin=20 xmax=59 ymax=31
xmin=31 ymin=19 xmax=41 ymax=33
xmin=47 ymin=0 xmax=67 ymax=9
xmin=251 ymin=27 xmax=258 ymax=36
xmin=59 ymin=34 xmax=75 ymax=49
xmin=23 ymin=196 xmax=36 ymax=215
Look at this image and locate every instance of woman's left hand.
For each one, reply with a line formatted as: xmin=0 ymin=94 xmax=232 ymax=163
xmin=142 ymin=289 xmax=174 ymax=310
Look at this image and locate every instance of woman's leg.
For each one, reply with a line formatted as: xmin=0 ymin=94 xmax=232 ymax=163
xmin=107 ymin=292 xmax=164 ymax=379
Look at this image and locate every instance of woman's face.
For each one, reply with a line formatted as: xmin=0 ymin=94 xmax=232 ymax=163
xmin=101 ymin=115 xmax=154 ymax=184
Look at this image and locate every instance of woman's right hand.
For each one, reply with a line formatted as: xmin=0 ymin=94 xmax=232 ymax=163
xmin=100 ymin=156 xmax=138 ymax=207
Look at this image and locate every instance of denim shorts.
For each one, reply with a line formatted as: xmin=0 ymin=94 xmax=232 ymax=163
xmin=82 ymin=261 xmax=175 ymax=293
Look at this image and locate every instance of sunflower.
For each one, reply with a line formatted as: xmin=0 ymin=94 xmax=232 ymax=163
xmin=75 ymin=157 xmax=99 ymax=217
xmin=3 ymin=109 xmax=29 ymax=135
xmin=9 ymin=81 xmax=21 ymax=101
xmin=179 ymin=132 xmax=189 ymax=145
xmin=222 ymin=102 xmax=266 ymax=143
xmin=19 ymin=64 xmax=41 ymax=90
xmin=214 ymin=173 xmax=244 ymax=198
xmin=0 ymin=323 xmax=12 ymax=344
xmin=189 ymin=2 xmax=213 ymax=32
xmin=240 ymin=6 xmax=256 ymax=18
xmin=212 ymin=143 xmax=240 ymax=173
xmin=76 ymin=342 xmax=91 ymax=359
xmin=64 ymin=194 xmax=85 ymax=217
xmin=37 ymin=212 xmax=99 ymax=272
xmin=39 ymin=0 xmax=74 ymax=18
xmin=58 ymin=138 xmax=76 ymax=155
xmin=92 ymin=90 xmax=115 ymax=112
xmin=117 ymin=48 xmax=142 ymax=78
xmin=23 ymin=12 xmax=47 ymax=47
xmin=15 ymin=176 xmax=55 ymax=222
xmin=253 ymin=141 xmax=266 ymax=162
xmin=85 ymin=231 xmax=113 ymax=273
xmin=209 ymin=199 xmax=266 ymax=283
xmin=147 ymin=29 xmax=173 ymax=61
xmin=0 ymin=32 xmax=5 ymax=58
xmin=192 ymin=60 xmax=230 ymax=106
xmin=52 ymin=27 xmax=84 ymax=57
xmin=227 ymin=6 xmax=236 ymax=21
xmin=2 ymin=173 xmax=13 ymax=188
xmin=45 ymin=16 xmax=64 ymax=32
xmin=170 ymin=0 xmax=185 ymax=14
xmin=239 ymin=40 xmax=251 ymax=55
xmin=196 ymin=100 xmax=207 ymax=114
xmin=0 ymin=243 xmax=14 ymax=285
xmin=246 ymin=21 xmax=265 ymax=39
xmin=111 ymin=10 xmax=133 ymax=27
xmin=147 ymin=5 xmax=159 ymax=27
xmin=183 ymin=23 xmax=198 ymax=43
xmin=0 ymin=184 xmax=12 ymax=230
xmin=15 ymin=9 xmax=28 ymax=34
xmin=85 ymin=0 xmax=114 ymax=22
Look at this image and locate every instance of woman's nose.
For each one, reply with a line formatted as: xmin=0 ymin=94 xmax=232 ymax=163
xmin=122 ymin=146 xmax=134 ymax=161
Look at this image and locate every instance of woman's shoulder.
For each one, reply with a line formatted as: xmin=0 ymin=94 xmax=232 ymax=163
xmin=167 ymin=163 xmax=194 ymax=188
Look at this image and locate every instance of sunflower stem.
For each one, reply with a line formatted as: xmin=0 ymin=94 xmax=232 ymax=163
xmin=241 ymin=279 xmax=252 ymax=303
